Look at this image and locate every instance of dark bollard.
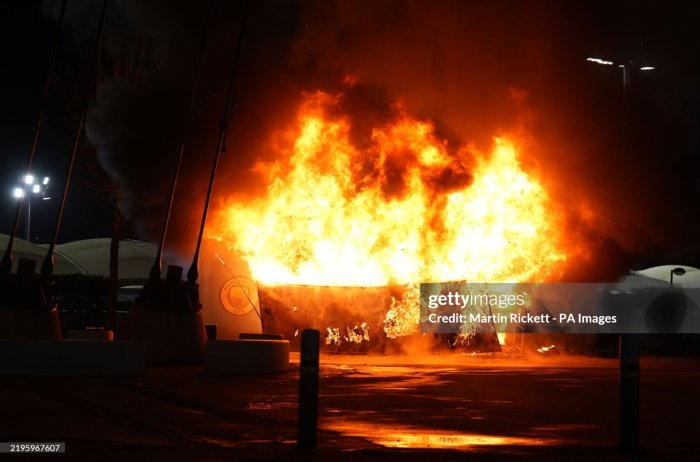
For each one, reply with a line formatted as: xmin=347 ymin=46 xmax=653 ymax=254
xmin=298 ymin=329 xmax=320 ymax=449
xmin=619 ymin=333 xmax=640 ymax=452
xmin=205 ymin=324 xmax=218 ymax=340
xmin=166 ymin=265 xmax=184 ymax=286
xmin=17 ymin=258 xmax=37 ymax=282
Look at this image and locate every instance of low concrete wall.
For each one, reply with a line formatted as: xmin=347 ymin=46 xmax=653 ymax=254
xmin=0 ymin=340 xmax=145 ymax=376
xmin=205 ymin=339 xmax=289 ymax=374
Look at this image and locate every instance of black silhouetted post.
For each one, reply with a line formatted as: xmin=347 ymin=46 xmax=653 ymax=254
xmin=42 ymin=0 xmax=109 ymax=285
xmin=187 ymin=0 xmax=250 ymax=289
xmin=148 ymin=0 xmax=213 ymax=286
xmin=619 ymin=333 xmax=640 ymax=451
xmin=587 ymin=55 xmax=653 ymax=454
xmin=298 ymin=329 xmax=320 ymax=449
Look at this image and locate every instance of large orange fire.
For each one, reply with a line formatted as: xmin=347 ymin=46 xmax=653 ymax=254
xmin=212 ymin=90 xmax=568 ymax=288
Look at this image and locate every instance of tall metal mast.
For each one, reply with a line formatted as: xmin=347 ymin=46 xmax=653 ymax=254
xmin=187 ymin=0 xmax=250 ymax=288
xmin=149 ymin=0 xmax=214 ymax=285
xmin=41 ymin=0 xmax=110 ymax=284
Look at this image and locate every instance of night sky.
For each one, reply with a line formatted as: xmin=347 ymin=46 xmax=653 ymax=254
xmin=1 ymin=0 xmax=699 ymax=277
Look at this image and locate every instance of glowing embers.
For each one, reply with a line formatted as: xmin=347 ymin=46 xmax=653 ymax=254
xmin=213 ymin=90 xmax=568 ymax=288
xmin=258 ymin=284 xmax=401 ymax=352
xmin=537 ymin=344 xmax=560 ymax=356
xmin=326 ymin=322 xmax=370 ymax=346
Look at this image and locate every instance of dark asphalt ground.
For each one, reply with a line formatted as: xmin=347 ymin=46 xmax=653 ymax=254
xmin=1 ymin=353 xmax=699 ymax=461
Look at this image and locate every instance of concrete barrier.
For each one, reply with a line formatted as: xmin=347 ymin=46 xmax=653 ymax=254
xmin=0 ymin=340 xmax=145 ymax=376
xmin=125 ymin=306 xmax=207 ymax=365
xmin=0 ymin=307 xmax=62 ymax=340
xmin=205 ymin=339 xmax=289 ymax=374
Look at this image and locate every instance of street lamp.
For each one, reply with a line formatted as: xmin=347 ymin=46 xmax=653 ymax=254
xmin=586 ymin=56 xmax=656 ymax=92
xmin=12 ymin=173 xmax=50 ymax=241
xmin=670 ymin=267 xmax=686 ymax=287
xmin=588 ymin=55 xmax=658 ymax=453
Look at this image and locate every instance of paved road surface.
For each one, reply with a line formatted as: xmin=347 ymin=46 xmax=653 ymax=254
xmin=1 ymin=353 xmax=698 ymax=461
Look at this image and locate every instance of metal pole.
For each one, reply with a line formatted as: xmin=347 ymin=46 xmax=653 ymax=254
xmin=620 ymin=63 xmax=630 ymax=95
xmin=148 ymin=0 xmax=214 ymax=285
xmin=619 ymin=333 xmax=640 ymax=452
xmin=41 ymin=115 xmax=85 ymax=282
xmin=41 ymin=0 xmax=109 ymax=284
xmin=298 ymin=329 xmax=320 ymax=449
xmin=187 ymin=0 xmax=250 ymax=288
xmin=618 ymin=59 xmax=640 ymax=453
xmin=25 ymin=197 xmax=31 ymax=242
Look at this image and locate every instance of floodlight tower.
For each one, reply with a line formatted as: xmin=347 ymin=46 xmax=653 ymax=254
xmin=13 ymin=174 xmax=50 ymax=242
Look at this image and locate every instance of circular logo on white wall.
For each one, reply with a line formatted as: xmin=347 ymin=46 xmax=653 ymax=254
xmin=220 ymin=277 xmax=257 ymax=316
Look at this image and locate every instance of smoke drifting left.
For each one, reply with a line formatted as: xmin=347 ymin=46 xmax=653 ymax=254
xmin=46 ymin=0 xmax=304 ymax=258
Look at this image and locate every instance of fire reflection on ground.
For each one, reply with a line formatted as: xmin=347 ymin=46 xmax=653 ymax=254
xmin=323 ymin=420 xmax=567 ymax=449
xmin=312 ymin=354 xmax=619 ymax=452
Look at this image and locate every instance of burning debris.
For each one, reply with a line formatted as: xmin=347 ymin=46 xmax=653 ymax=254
xmin=383 ymin=284 xmax=420 ymax=339
xmin=537 ymin=344 xmax=560 ymax=356
xmin=261 ymin=284 xmax=407 ymax=352
xmin=325 ymin=323 xmax=370 ymax=348
xmin=345 ymin=322 xmax=370 ymax=344
xmin=451 ymin=332 xmax=502 ymax=353
xmin=325 ymin=327 xmax=341 ymax=346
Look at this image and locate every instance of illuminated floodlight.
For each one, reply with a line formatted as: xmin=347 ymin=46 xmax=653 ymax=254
xmin=587 ymin=57 xmax=614 ymax=65
xmin=12 ymin=173 xmax=50 ymax=241
xmin=640 ymin=66 xmax=655 ymax=71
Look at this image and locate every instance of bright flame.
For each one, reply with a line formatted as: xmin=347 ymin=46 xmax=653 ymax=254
xmin=213 ymin=91 xmax=567 ymax=287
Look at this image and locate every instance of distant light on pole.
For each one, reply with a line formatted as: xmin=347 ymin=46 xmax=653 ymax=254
xmin=587 ymin=57 xmax=614 ymax=65
xmin=12 ymin=172 xmax=50 ymax=241
xmin=588 ymin=55 xmax=657 ymax=452
xmin=586 ymin=57 xmax=655 ymax=93
xmin=619 ymin=65 xmax=630 ymax=91
xmin=587 ymin=57 xmax=656 ymax=72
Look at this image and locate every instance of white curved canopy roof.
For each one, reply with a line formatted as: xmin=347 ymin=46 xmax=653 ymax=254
xmin=0 ymin=234 xmax=84 ymax=275
xmin=53 ymin=238 xmax=162 ymax=281
xmin=0 ymin=235 xmax=162 ymax=281
xmin=632 ymin=265 xmax=700 ymax=287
